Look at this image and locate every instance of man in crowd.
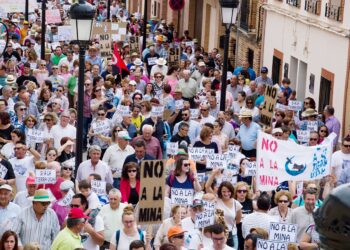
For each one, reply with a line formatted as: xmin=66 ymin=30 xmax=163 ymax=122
xmin=0 ymin=184 xmax=21 ymax=236
xmin=332 ymin=136 xmax=350 ymax=182
xmin=123 ymin=139 xmax=155 ymax=166
xmin=173 ymin=108 xmax=201 ymax=144
xmin=50 ymin=111 xmax=77 ymax=149
xmin=323 ymin=105 xmax=341 ymax=146
xmin=177 ymin=70 xmax=198 ymax=107
xmin=132 ymin=125 xmax=163 ymax=160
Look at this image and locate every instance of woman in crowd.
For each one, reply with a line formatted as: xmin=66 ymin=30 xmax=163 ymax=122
xmin=120 ymin=162 xmax=140 ymax=205
xmin=59 ymin=63 xmax=71 ymax=86
xmin=0 ymin=111 xmax=15 ymax=147
xmin=318 ymin=125 xmax=329 ymax=144
xmin=57 ymin=137 xmax=75 ymax=164
xmin=39 ymin=112 xmax=57 ymax=151
xmin=45 ymin=147 xmax=59 ymax=164
xmin=268 ymin=190 xmax=293 ymax=223
xmin=242 ymin=96 xmax=259 ymax=122
xmin=141 ymin=101 xmax=152 ymax=119
xmin=0 ymin=129 xmax=26 ymax=159
xmin=212 ymin=119 xmax=229 ymax=153
xmin=152 ymin=72 xmax=165 ymax=99
xmin=33 ymin=60 xmax=49 ymax=87
xmin=232 ymin=91 xmax=246 ymax=120
xmin=143 ymin=83 xmax=154 ymax=102
xmin=23 ymin=115 xmax=38 ymax=148
xmin=11 ymin=102 xmax=27 ymax=130
xmin=90 ymin=86 xmax=108 ymax=118
xmin=216 ymin=181 xmax=242 ymax=248
xmin=164 ymin=66 xmax=179 ymax=95
xmin=238 ymin=158 xmax=254 ymax=186
xmin=159 ymin=84 xmax=174 ymax=110
xmin=0 ymin=230 xmax=19 ymax=250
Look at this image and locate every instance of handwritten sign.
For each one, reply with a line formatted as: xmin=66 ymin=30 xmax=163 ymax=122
xmin=138 ymin=160 xmax=166 ymax=225
xmin=92 ymin=120 xmax=111 ymax=135
xmin=306 ymin=121 xmax=318 ymax=132
xmin=274 ymin=103 xmax=288 ymax=112
xmin=168 ymin=48 xmax=180 ymax=68
xmin=206 ymin=154 xmax=228 ymax=170
xmin=288 ymin=100 xmax=303 ymax=111
xmin=58 ymin=189 xmax=75 ymax=206
xmin=0 ymin=164 xmax=8 ymax=178
xmin=46 ymin=9 xmax=62 ymax=24
xmin=297 ymin=130 xmax=310 ymax=144
xmin=117 ymin=105 xmax=130 ymax=116
xmin=195 ymin=201 xmax=215 ymax=228
xmin=35 ymin=169 xmax=56 ymax=184
xmin=129 ymin=36 xmax=140 ymax=55
xmin=197 ymin=173 xmax=206 ymax=183
xmin=171 ymin=188 xmax=194 ymax=206
xmin=188 ymin=147 xmax=214 ymax=161
xmin=175 ymin=100 xmax=184 ymax=110
xmin=244 ymin=161 xmax=257 ymax=176
xmin=166 ymin=142 xmax=179 ymax=155
xmin=58 ymin=26 xmax=72 ymax=42
xmin=256 ymin=239 xmax=288 ymax=250
xmin=147 ymin=57 xmax=158 ymax=66
xmin=27 ymin=129 xmax=44 ymax=143
xmin=151 ymin=106 xmax=165 ymax=117
xmin=91 ymin=180 xmax=106 ymax=195
xmin=260 ymin=86 xmax=279 ymax=126
xmin=269 ymin=222 xmax=298 ymax=243
xmin=111 ymin=22 xmax=127 ymax=41
xmin=190 ymin=109 xmax=200 ymax=119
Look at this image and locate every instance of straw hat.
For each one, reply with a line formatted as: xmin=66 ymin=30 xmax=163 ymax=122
xmin=30 ymin=189 xmax=54 ymax=202
xmin=156 ymin=58 xmax=167 ymax=66
xmin=5 ymin=75 xmax=16 ymax=85
xmin=301 ymin=108 xmax=318 ymax=118
xmin=133 ymin=58 xmax=143 ymax=66
xmin=239 ymin=110 xmax=253 ymax=118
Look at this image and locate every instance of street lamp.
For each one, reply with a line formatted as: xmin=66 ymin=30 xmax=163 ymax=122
xmin=70 ymin=0 xmax=96 ymax=172
xmin=219 ymin=0 xmax=239 ymax=111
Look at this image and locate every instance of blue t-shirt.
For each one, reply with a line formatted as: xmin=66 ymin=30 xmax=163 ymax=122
xmin=166 ymin=175 xmax=194 ymax=189
xmin=237 ymin=122 xmax=261 ymax=151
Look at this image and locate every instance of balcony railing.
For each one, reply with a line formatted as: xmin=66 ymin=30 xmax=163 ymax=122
xmin=325 ymin=3 xmax=344 ymax=22
xmin=286 ymin=0 xmax=300 ymax=7
xmin=304 ymin=0 xmax=321 ymax=15
xmin=240 ymin=0 xmax=250 ymax=31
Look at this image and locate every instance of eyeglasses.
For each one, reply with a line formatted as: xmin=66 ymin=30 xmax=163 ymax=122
xmin=70 ymin=204 xmax=80 ymax=208
xmin=247 ymin=102 xmax=253 ymax=104
xmin=97 ymin=113 xmax=105 ymax=116
xmin=114 ymin=129 xmax=121 ymax=133
xmin=19 ymin=108 xmax=27 ymax=111
xmin=237 ymin=190 xmax=247 ymax=193
xmin=278 ymin=200 xmax=289 ymax=203
xmin=134 ymin=97 xmax=142 ymax=100
xmin=123 ymin=220 xmax=134 ymax=224
xmin=173 ymin=234 xmax=185 ymax=239
xmin=84 ymin=83 xmax=91 ymax=86
xmin=40 ymin=64 xmax=46 ymax=66
xmin=95 ymin=89 xmax=101 ymax=92
xmin=304 ymin=102 xmax=310 ymax=105
xmin=128 ymin=169 xmax=137 ymax=173
xmin=183 ymin=163 xmax=190 ymax=167
xmin=201 ymin=109 xmax=208 ymax=112
xmin=182 ymin=114 xmax=188 ymax=116
xmin=40 ymin=202 xmax=51 ymax=206
xmin=212 ymin=237 xmax=225 ymax=241
xmin=343 ymin=144 xmax=350 ymax=148
xmin=63 ymin=167 xmax=72 ymax=171
xmin=309 ymin=138 xmax=318 ymax=141
xmin=14 ymin=147 xmax=24 ymax=150
xmin=44 ymin=118 xmax=52 ymax=122
xmin=57 ymin=89 xmax=63 ymax=92
xmin=274 ymin=133 xmax=283 ymax=137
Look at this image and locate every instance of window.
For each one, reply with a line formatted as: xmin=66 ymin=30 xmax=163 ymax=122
xmin=240 ymin=0 xmax=250 ymax=31
xmin=272 ymin=49 xmax=283 ymax=84
xmin=318 ymin=69 xmax=334 ymax=111
xmin=286 ymin=0 xmax=301 ymax=7
xmin=247 ymin=49 xmax=254 ymax=68
xmin=325 ymin=0 xmax=344 ymax=22
xmin=305 ymin=0 xmax=321 ymax=15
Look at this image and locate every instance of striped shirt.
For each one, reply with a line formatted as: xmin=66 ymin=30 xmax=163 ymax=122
xmin=12 ymin=206 xmax=60 ymax=250
xmin=242 ymin=211 xmax=278 ymax=238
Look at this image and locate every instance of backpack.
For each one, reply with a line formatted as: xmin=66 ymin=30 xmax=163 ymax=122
xmin=115 ymin=228 xmax=144 ymax=246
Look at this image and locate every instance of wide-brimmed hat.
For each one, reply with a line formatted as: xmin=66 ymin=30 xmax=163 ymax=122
xmin=30 ymin=189 xmax=54 ymax=202
xmin=131 ymin=52 xmax=138 ymax=57
xmin=5 ymin=75 xmax=16 ymax=84
xmin=156 ymin=58 xmax=167 ymax=66
xmin=134 ymin=58 xmax=143 ymax=66
xmin=301 ymin=108 xmax=318 ymax=118
xmin=239 ymin=110 xmax=253 ymax=118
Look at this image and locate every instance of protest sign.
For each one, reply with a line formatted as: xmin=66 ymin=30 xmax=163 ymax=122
xmin=175 ymin=100 xmax=184 ymax=110
xmin=117 ymin=105 xmax=130 ymax=116
xmin=168 ymin=48 xmax=180 ymax=68
xmin=57 ymin=26 xmax=72 ymax=42
xmin=91 ymin=22 xmax=112 ymax=59
xmin=171 ymin=188 xmax=194 ymax=206
xmin=35 ymin=169 xmax=56 ymax=184
xmin=244 ymin=161 xmax=257 ymax=176
xmin=147 ymin=57 xmax=158 ymax=66
xmin=256 ymin=131 xmax=332 ymax=191
xmin=111 ymin=22 xmax=127 ymax=41
xmin=91 ymin=120 xmax=110 ymax=135
xmin=195 ymin=201 xmax=216 ymax=228
xmin=0 ymin=164 xmax=7 ymax=179
xmin=91 ymin=180 xmax=106 ymax=195
xmin=188 ymin=147 xmax=214 ymax=161
xmin=206 ymin=154 xmax=228 ymax=169
xmin=296 ymin=181 xmax=303 ymax=196
xmin=58 ymin=189 xmax=75 ymax=206
xmin=190 ymin=109 xmax=200 ymax=119
xmin=260 ymin=86 xmax=279 ymax=126
xmin=129 ymin=36 xmax=140 ymax=55
xmin=197 ymin=173 xmax=206 ymax=183
xmin=256 ymin=239 xmax=288 ymax=250
xmin=306 ymin=121 xmax=318 ymax=132
xmin=269 ymin=222 xmax=298 ymax=243
xmin=297 ymin=130 xmax=310 ymax=144
xmin=0 ymin=1 xmax=37 ymax=14
xmin=151 ymin=106 xmax=165 ymax=117
xmin=288 ymin=100 xmax=303 ymax=111
xmin=92 ymin=21 xmax=111 ymax=40
xmin=27 ymin=129 xmax=44 ymax=143
xmin=166 ymin=142 xmax=179 ymax=155
xmin=138 ymin=160 xmax=166 ymax=225
xmin=46 ymin=9 xmax=62 ymax=24
xmin=274 ymin=103 xmax=288 ymax=111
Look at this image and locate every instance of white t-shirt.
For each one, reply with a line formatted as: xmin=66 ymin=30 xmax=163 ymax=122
xmin=87 ymin=191 xmax=101 ymax=210
xmin=50 ymin=124 xmax=77 ymax=149
xmin=181 ymin=217 xmax=202 ymax=250
xmin=202 ymin=245 xmax=234 ymax=250
xmin=9 ymin=156 xmax=35 ymax=192
xmin=110 ymin=229 xmax=143 ymax=250
xmin=331 ymin=150 xmax=350 ymax=180
xmin=216 ymin=199 xmax=242 ymax=234
xmin=83 ymin=215 xmax=104 ymax=250
xmin=14 ymin=190 xmax=33 ymax=208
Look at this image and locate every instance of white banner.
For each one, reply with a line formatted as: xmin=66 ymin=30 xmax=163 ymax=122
xmin=256 ymin=131 xmax=332 ymax=191
xmin=269 ymin=222 xmax=298 ymax=243
xmin=171 ymin=188 xmax=194 ymax=206
xmin=35 ymin=169 xmax=56 ymax=184
xmin=188 ymin=147 xmax=215 ymax=161
xmin=288 ymin=100 xmax=303 ymax=111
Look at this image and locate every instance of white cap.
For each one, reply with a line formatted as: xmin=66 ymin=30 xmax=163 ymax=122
xmin=59 ymin=180 xmax=74 ymax=191
xmin=0 ymin=184 xmax=13 ymax=191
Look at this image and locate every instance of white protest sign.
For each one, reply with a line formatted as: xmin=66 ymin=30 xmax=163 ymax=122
xmin=0 ymin=164 xmax=8 ymax=178
xmin=306 ymin=121 xmax=318 ymax=132
xmin=175 ymin=100 xmax=184 ymax=110
xmin=58 ymin=189 xmax=75 ymax=206
xmin=256 ymin=131 xmax=332 ymax=191
xmin=190 ymin=109 xmax=200 ymax=119
xmin=147 ymin=57 xmax=158 ymax=66
xmin=185 ymin=41 xmax=193 ymax=47
xmin=195 ymin=201 xmax=215 ymax=228
xmin=35 ymin=169 xmax=56 ymax=184
xmin=296 ymin=181 xmax=303 ymax=196
xmin=46 ymin=9 xmax=62 ymax=24
xmin=228 ymin=144 xmax=241 ymax=153
xmin=171 ymin=188 xmax=194 ymax=206
xmin=92 ymin=120 xmax=110 ymax=135
xmin=244 ymin=161 xmax=257 ymax=176
xmin=188 ymin=147 xmax=206 ymax=161
xmin=117 ymin=105 xmax=130 ymax=116
xmin=206 ymin=154 xmax=228 ymax=170
xmin=166 ymin=142 xmax=178 ymax=155
xmin=151 ymin=106 xmax=165 ymax=117
xmin=269 ymin=222 xmax=298 ymax=243
xmin=197 ymin=172 xmax=206 ymax=183
xmin=275 ymin=103 xmax=288 ymax=111
xmin=91 ymin=180 xmax=106 ymax=195
xmin=288 ymin=100 xmax=303 ymax=111
xmin=27 ymin=129 xmax=44 ymax=143
xmin=58 ymin=26 xmax=72 ymax=42
xmin=256 ymin=239 xmax=288 ymax=250
xmin=297 ymin=130 xmax=310 ymax=144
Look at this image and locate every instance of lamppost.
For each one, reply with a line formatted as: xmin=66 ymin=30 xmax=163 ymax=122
xmin=40 ymin=0 xmax=46 ymax=60
xmin=70 ymin=0 xmax=96 ymax=172
xmin=142 ymin=0 xmax=148 ymax=51
xmin=219 ymin=0 xmax=239 ymax=111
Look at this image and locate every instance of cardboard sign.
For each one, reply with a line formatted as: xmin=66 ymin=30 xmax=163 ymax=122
xmin=27 ymin=129 xmax=44 ymax=143
xmin=269 ymin=222 xmax=298 ymax=243
xmin=92 ymin=120 xmax=111 ymax=135
xmin=166 ymin=142 xmax=179 ymax=155
xmin=171 ymin=188 xmax=194 ymax=206
xmin=58 ymin=189 xmax=75 ymax=206
xmin=111 ymin=22 xmax=127 ymax=41
xmin=91 ymin=22 xmax=112 ymax=59
xmin=92 ymin=21 xmax=111 ymax=40
xmin=297 ymin=130 xmax=310 ymax=144
xmin=256 ymin=239 xmax=288 ymax=250
xmin=244 ymin=161 xmax=257 ymax=176
xmin=288 ymin=100 xmax=303 ymax=111
xmin=260 ymin=86 xmax=279 ymax=126
xmin=129 ymin=36 xmax=140 ymax=55
xmin=0 ymin=164 xmax=8 ymax=179
xmin=206 ymin=154 xmax=228 ymax=170
xmin=195 ymin=201 xmax=215 ymax=228
xmin=151 ymin=106 xmax=165 ymax=117
xmin=46 ymin=9 xmax=62 ymax=24
xmin=168 ymin=48 xmax=180 ymax=68
xmin=306 ymin=121 xmax=318 ymax=132
xmin=35 ymin=169 xmax=56 ymax=184
xmin=175 ymin=100 xmax=184 ymax=110
xmin=138 ymin=160 xmax=166 ymax=225
xmin=91 ymin=180 xmax=106 ymax=195
xmin=190 ymin=109 xmax=200 ymax=119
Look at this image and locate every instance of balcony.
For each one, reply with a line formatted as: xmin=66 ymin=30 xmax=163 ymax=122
xmin=304 ymin=0 xmax=321 ymax=15
xmin=325 ymin=3 xmax=344 ymax=22
xmin=239 ymin=0 xmax=257 ymax=32
xmin=286 ymin=0 xmax=301 ymax=7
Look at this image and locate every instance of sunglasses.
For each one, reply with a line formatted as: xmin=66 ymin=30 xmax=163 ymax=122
xmin=19 ymin=108 xmax=27 ymax=111
xmin=155 ymin=76 xmax=162 ymax=78
xmin=201 ymin=109 xmax=208 ymax=112
xmin=95 ymin=89 xmax=101 ymax=92
xmin=173 ymin=234 xmax=185 ymax=239
xmin=14 ymin=147 xmax=24 ymax=150
xmin=183 ymin=163 xmax=190 ymax=167
xmin=114 ymin=129 xmax=121 ymax=133
xmin=97 ymin=113 xmax=105 ymax=116
xmin=63 ymin=167 xmax=72 ymax=171
xmin=304 ymin=102 xmax=310 ymax=105
xmin=70 ymin=204 xmax=80 ymax=208
xmin=247 ymin=102 xmax=253 ymax=104
xmin=237 ymin=190 xmax=247 ymax=193
xmin=44 ymin=118 xmax=52 ymax=122
xmin=182 ymin=114 xmax=188 ymax=116
xmin=84 ymin=84 xmax=91 ymax=86
xmin=57 ymin=89 xmax=63 ymax=92
xmin=320 ymin=130 xmax=327 ymax=133
xmin=47 ymin=154 xmax=56 ymax=157
xmin=128 ymin=169 xmax=137 ymax=173
xmin=309 ymin=138 xmax=318 ymax=141
xmin=278 ymin=200 xmax=289 ymax=203
xmin=343 ymin=144 xmax=350 ymax=148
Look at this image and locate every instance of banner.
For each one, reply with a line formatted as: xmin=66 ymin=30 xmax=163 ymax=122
xmin=256 ymin=131 xmax=332 ymax=191
xmin=129 ymin=36 xmax=140 ymax=55
xmin=35 ymin=169 xmax=56 ymax=184
xmin=260 ymin=86 xmax=278 ymax=126
xmin=256 ymin=239 xmax=288 ymax=250
xmin=171 ymin=188 xmax=194 ymax=206
xmin=46 ymin=9 xmax=62 ymax=24
xmin=269 ymin=222 xmax=298 ymax=243
xmin=0 ymin=1 xmax=37 ymax=14
xmin=138 ymin=160 xmax=166 ymax=225
xmin=195 ymin=200 xmax=215 ymax=228
xmin=288 ymin=100 xmax=303 ymax=111
xmin=188 ymin=147 xmax=215 ymax=161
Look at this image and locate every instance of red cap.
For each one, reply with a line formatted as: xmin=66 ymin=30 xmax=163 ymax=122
xmin=68 ymin=208 xmax=90 ymax=219
xmin=26 ymin=176 xmax=36 ymax=185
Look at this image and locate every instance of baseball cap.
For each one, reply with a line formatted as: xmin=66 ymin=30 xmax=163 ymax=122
xmin=261 ymin=66 xmax=268 ymax=73
xmin=60 ymin=180 xmax=74 ymax=191
xmin=129 ymin=80 xmax=137 ymax=86
xmin=167 ymin=226 xmax=187 ymax=238
xmin=0 ymin=184 xmax=13 ymax=191
xmin=68 ymin=208 xmax=90 ymax=219
xmin=198 ymin=62 xmax=206 ymax=67
xmin=26 ymin=176 xmax=36 ymax=185
xmin=117 ymin=130 xmax=131 ymax=140
xmin=272 ymin=128 xmax=283 ymax=135
xmin=191 ymin=199 xmax=204 ymax=208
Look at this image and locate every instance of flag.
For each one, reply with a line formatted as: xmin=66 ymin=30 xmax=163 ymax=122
xmin=112 ymin=44 xmax=129 ymax=77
